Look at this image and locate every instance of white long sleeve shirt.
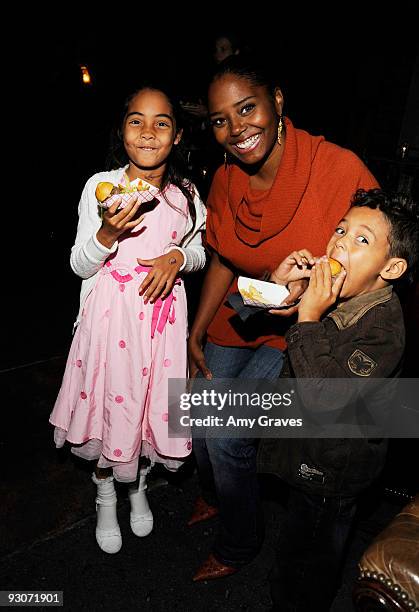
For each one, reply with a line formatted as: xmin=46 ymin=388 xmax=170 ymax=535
xmin=70 ymin=167 xmax=206 ymax=327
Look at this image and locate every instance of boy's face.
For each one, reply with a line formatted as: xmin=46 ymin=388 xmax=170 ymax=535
xmin=326 ymin=206 xmax=402 ymax=299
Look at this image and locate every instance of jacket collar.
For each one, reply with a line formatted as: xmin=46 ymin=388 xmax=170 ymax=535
xmin=328 ymin=285 xmax=393 ymax=330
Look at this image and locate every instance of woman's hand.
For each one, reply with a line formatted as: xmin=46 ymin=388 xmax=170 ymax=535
xmin=188 ymin=333 xmax=212 ymax=380
xmin=137 ymin=249 xmax=184 ymax=304
xmin=96 ymin=195 xmax=144 ymax=249
xmin=298 ymin=257 xmax=346 ymax=322
xmin=268 ymin=279 xmax=309 ymax=317
xmin=186 ymin=251 xmax=234 ymax=380
xmin=270 ymin=249 xmax=315 ymax=286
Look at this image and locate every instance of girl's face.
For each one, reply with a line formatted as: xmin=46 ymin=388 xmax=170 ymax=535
xmin=208 ymin=74 xmax=283 ymax=166
xmin=123 ymin=89 xmax=182 ymax=179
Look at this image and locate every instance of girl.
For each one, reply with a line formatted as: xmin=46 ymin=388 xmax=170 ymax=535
xmin=50 ymin=86 xmax=206 ymax=554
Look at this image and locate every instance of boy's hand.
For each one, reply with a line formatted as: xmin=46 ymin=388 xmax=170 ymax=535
xmin=270 ymin=250 xmax=315 ymax=285
xmin=298 ymin=257 xmax=346 ymax=322
xmin=97 ymin=195 xmax=144 ymax=249
xmin=137 ymin=249 xmax=184 ymax=304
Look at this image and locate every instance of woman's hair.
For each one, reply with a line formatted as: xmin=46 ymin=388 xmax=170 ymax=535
xmin=208 ymin=55 xmax=282 ymax=106
xmin=351 ymin=188 xmax=419 ymax=284
xmin=106 ymin=84 xmax=196 ymax=246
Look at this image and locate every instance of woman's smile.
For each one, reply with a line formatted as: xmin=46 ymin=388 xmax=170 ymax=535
xmin=232 ymin=133 xmax=261 ymax=153
xmin=208 ymin=74 xmax=284 ymax=172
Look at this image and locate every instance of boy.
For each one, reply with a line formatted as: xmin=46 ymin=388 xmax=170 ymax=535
xmin=258 ymin=188 xmax=419 ymax=611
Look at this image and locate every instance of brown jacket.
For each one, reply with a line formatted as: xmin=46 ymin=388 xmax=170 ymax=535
xmin=258 ymin=286 xmax=405 ymax=496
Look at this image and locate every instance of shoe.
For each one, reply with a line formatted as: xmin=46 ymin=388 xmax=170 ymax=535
xmin=130 ymin=509 xmax=154 ymax=537
xmin=188 ymin=496 xmax=219 ymax=526
xmin=95 ymin=524 xmax=122 ymax=554
xmin=128 ymin=470 xmax=153 ymax=537
xmin=92 ymin=473 xmax=122 ymax=554
xmin=193 ymin=553 xmax=238 ymax=582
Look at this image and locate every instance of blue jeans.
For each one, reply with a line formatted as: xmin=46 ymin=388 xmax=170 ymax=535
xmin=193 ymin=341 xmax=284 ymax=566
xmin=270 ymin=488 xmax=357 ymax=611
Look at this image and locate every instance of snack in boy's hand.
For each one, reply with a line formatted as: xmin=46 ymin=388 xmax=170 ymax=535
xmin=328 ymin=257 xmax=342 ymax=277
xmin=238 ymin=276 xmax=291 ymax=309
xmin=95 ymin=177 xmax=159 ymax=209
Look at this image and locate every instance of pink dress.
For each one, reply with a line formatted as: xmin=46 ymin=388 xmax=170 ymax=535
xmin=50 ymin=184 xmax=192 ymax=482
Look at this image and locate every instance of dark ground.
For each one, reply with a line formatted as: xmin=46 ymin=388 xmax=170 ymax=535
xmin=0 ymin=358 xmax=412 ymax=611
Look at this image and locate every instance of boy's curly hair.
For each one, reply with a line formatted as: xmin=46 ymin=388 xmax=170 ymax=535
xmin=351 ymin=188 xmax=419 ymax=284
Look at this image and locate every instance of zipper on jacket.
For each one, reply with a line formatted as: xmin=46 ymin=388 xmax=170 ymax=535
xmin=298 ymin=463 xmax=325 ymax=484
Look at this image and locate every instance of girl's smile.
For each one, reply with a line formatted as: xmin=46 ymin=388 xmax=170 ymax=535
xmin=123 ymin=89 xmax=182 ymax=185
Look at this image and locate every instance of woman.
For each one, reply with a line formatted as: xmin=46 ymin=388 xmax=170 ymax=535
xmin=188 ymin=56 xmax=378 ymax=581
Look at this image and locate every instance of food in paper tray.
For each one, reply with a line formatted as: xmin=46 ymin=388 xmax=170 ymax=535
xmin=238 ymin=277 xmax=291 ymax=309
xmin=95 ymin=182 xmax=119 ymax=203
xmin=328 ymin=257 xmax=342 ymax=276
xmin=95 ymin=176 xmax=159 ymax=209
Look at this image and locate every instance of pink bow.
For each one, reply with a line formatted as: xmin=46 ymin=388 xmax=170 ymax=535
xmin=135 ymin=265 xmax=180 ymax=338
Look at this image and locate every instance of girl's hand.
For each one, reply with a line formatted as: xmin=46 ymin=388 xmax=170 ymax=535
xmin=96 ymin=195 xmax=144 ymax=249
xmin=298 ymin=257 xmax=346 ymax=322
xmin=188 ymin=333 xmax=212 ymax=380
xmin=137 ymin=249 xmax=184 ymax=304
xmin=270 ymin=249 xmax=315 ymax=285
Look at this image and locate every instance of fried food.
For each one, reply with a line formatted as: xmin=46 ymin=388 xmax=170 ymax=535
xmin=241 ymin=284 xmax=271 ymax=305
xmin=328 ymin=257 xmax=342 ymax=276
xmin=95 ymin=179 xmax=151 ymax=204
xmin=95 ymin=182 xmax=116 ymax=203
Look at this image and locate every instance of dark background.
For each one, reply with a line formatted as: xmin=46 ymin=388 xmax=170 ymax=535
xmin=5 ymin=11 xmax=419 ymax=370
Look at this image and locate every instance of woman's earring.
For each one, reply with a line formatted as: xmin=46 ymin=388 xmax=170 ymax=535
xmin=224 ymin=151 xmax=227 ymax=168
xmin=277 ymin=116 xmax=283 ymax=146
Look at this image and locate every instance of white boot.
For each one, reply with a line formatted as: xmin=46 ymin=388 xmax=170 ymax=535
xmin=92 ymin=473 xmax=122 ymax=554
xmin=128 ymin=469 xmax=153 ymax=537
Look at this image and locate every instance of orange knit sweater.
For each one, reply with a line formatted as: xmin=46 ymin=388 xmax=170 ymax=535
xmin=205 ymin=118 xmax=379 ymax=350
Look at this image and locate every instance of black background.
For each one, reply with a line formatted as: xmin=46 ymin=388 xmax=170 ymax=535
xmin=5 ymin=9 xmax=419 ymax=369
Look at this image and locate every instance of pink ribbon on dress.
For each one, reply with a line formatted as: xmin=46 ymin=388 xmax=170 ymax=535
xmin=135 ymin=265 xmax=180 ymax=338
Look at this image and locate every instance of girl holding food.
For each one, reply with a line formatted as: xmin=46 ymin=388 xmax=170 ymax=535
xmin=50 ymin=84 xmax=206 ymax=553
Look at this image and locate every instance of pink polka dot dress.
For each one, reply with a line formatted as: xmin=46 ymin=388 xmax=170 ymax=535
xmin=50 ymin=185 xmax=192 ymax=482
